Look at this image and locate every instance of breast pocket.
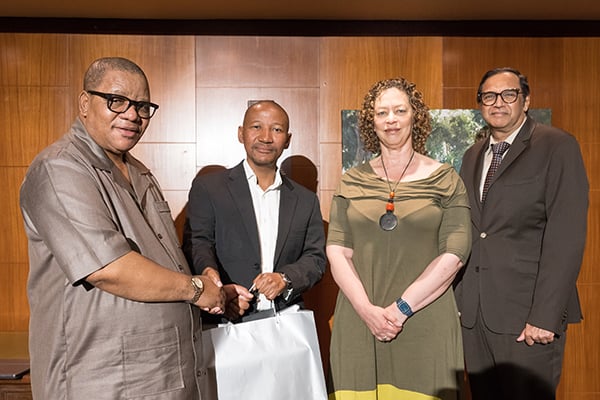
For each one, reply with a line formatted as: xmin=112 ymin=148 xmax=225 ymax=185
xmin=153 ymin=200 xmax=181 ymax=243
xmin=500 ymin=173 xmax=545 ymax=218
xmin=123 ymin=327 xmax=185 ymax=398
xmin=503 ymin=174 xmax=540 ymax=186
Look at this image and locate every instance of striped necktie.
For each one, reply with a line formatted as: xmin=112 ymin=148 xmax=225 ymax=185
xmin=482 ymin=141 xmax=510 ymax=202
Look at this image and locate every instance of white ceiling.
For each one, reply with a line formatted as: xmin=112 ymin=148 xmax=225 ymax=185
xmin=1 ymin=0 xmax=600 ymax=20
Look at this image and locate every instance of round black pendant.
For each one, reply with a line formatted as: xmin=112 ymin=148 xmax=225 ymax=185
xmin=379 ymin=211 xmax=398 ymax=231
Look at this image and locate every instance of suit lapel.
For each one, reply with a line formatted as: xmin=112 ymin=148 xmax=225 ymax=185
xmin=227 ymin=163 xmax=261 ymax=258
xmin=274 ymin=177 xmax=297 ymax=266
xmin=487 ymin=118 xmax=535 ymax=189
xmin=471 ymin=138 xmax=489 ymax=214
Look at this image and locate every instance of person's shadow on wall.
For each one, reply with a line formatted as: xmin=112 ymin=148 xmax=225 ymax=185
xmin=174 ymin=164 xmax=226 ymax=244
xmin=280 ymin=155 xmax=337 ymax=373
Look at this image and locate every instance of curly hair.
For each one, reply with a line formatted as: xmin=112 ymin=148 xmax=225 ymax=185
xmin=358 ymin=77 xmax=431 ymax=155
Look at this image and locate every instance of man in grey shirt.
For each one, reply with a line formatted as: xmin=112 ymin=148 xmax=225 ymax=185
xmin=20 ymin=57 xmax=225 ymax=399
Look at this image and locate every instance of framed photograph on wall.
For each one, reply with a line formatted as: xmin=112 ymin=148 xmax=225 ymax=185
xmin=342 ymin=109 xmax=551 ymax=172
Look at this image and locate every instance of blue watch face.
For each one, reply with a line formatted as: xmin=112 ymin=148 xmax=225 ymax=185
xmin=396 ymin=299 xmax=413 ymax=317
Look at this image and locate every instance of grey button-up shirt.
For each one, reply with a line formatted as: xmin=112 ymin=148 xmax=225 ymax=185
xmin=20 ymin=119 xmax=205 ymax=399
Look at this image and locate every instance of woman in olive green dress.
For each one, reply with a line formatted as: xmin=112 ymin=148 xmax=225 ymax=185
xmin=327 ymin=77 xmax=472 ymax=400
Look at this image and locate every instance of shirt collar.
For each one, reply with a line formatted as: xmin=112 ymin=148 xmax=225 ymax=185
xmin=242 ymin=159 xmax=282 ymax=190
xmin=487 ymin=117 xmax=527 ymax=153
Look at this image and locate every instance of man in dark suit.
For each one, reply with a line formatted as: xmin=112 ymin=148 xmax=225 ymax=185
xmin=183 ymin=100 xmax=326 ymax=321
xmin=455 ymin=67 xmax=589 ymax=400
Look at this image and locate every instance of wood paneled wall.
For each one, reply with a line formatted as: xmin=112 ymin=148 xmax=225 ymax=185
xmin=1 ymin=33 xmax=598 ymax=399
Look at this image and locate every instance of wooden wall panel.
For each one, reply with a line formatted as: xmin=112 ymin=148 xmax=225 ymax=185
xmin=320 ymin=37 xmax=443 ymax=143
xmin=559 ymin=189 xmax=600 ymax=399
xmin=318 ymin=142 xmax=341 ymax=218
xmin=0 ymin=166 xmax=28 ymax=264
xmin=561 ymin=38 xmax=600 ymax=143
xmin=68 ymin=35 xmax=197 ymax=143
xmin=559 ymin=284 xmax=600 ymax=395
xmin=0 ymin=33 xmax=71 ymax=333
xmin=443 ymin=37 xmax=565 ymax=114
xmin=303 ymin=244 xmax=337 ymax=372
xmin=0 ymin=263 xmax=29 ymax=331
xmin=562 ymin=43 xmax=599 ymax=385
xmin=130 ymin=143 xmax=196 ymax=191
xmin=195 ymin=36 xmax=319 ymax=88
xmin=443 ymin=38 xmax=563 ymax=87
xmin=195 ymin=36 xmax=320 ymax=178
xmin=0 ymin=167 xmax=28 ymax=332
xmin=195 ymin=87 xmax=249 ymax=167
xmin=129 ymin=143 xmax=196 ymax=219
xmin=0 ymin=34 xmax=69 ymax=87
xmin=319 ymin=36 xmax=443 ymax=219
xmin=580 ymin=145 xmax=600 ymax=284
xmin=0 ymin=34 xmax=72 ymax=166
xmin=195 ymin=87 xmax=319 ymax=170
xmin=0 ymin=87 xmax=72 ymax=166
xmin=442 ymin=88 xmax=479 ymax=110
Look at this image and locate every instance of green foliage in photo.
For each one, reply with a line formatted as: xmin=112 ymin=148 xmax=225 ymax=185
xmin=342 ymin=109 xmax=551 ymax=173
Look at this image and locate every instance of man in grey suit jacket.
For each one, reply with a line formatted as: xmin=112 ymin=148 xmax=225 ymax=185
xmin=183 ymin=100 xmax=326 ymax=321
xmin=455 ymin=68 xmax=589 ymax=400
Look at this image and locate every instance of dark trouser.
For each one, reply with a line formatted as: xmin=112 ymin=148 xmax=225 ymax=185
xmin=462 ymin=310 xmax=566 ymax=400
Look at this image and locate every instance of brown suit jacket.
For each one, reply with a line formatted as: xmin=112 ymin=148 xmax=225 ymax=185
xmin=455 ymin=118 xmax=588 ymax=335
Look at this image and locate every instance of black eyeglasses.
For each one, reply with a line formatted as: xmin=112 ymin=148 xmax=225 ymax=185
xmin=478 ymin=88 xmax=521 ymax=106
xmin=86 ymin=90 xmax=159 ymax=119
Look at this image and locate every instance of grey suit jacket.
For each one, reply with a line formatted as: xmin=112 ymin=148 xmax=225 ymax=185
xmin=183 ymin=161 xmax=326 ymax=314
xmin=455 ymin=118 xmax=588 ymax=335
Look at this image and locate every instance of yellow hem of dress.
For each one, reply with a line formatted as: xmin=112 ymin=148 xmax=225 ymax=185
xmin=329 ymin=384 xmax=441 ymax=400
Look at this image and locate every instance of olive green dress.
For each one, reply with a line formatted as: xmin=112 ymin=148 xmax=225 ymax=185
xmin=327 ymin=162 xmax=471 ymax=400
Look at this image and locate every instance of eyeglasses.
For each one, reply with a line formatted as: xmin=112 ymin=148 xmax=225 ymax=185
xmin=478 ymin=88 xmax=521 ymax=106
xmin=86 ymin=90 xmax=159 ymax=119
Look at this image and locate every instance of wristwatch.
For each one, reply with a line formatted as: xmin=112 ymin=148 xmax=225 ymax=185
xmin=279 ymin=272 xmax=293 ymax=301
xmin=187 ymin=276 xmax=204 ymax=304
xmin=396 ymin=298 xmax=414 ymax=318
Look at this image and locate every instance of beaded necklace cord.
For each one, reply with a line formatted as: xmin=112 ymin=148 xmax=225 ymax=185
xmin=379 ymin=149 xmax=415 ymax=231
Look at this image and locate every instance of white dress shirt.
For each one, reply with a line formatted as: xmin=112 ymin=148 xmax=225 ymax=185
xmin=243 ymin=160 xmax=282 ymax=310
xmin=479 ymin=118 xmax=526 ymax=201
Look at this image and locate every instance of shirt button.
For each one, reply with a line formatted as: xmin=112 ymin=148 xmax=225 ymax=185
xmin=475 ymin=266 xmax=480 ymax=272
xmin=480 ymin=232 xmax=487 ymax=239
xmin=157 ymin=233 xmax=163 ymax=239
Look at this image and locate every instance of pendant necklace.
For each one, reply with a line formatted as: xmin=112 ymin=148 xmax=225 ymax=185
xmin=379 ymin=149 xmax=415 ymax=231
